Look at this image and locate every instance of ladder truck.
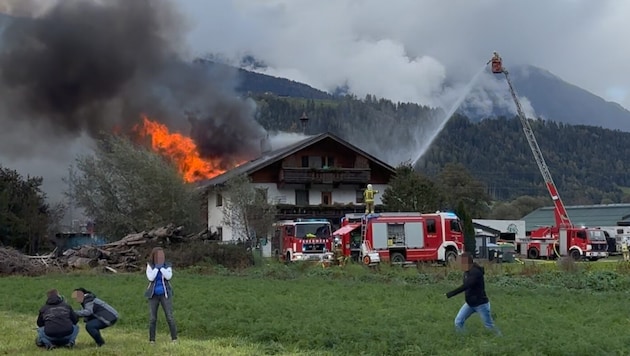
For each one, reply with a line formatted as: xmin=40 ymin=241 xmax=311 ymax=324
xmin=489 ymin=52 xmax=608 ymax=260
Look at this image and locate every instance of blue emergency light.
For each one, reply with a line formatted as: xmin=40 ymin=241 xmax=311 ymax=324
xmin=296 ymin=218 xmax=328 ymax=222
xmin=443 ymin=211 xmax=460 ymax=219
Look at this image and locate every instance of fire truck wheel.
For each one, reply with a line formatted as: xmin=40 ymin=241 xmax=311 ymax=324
xmin=527 ymin=247 xmax=539 ymax=259
xmin=362 ymin=255 xmax=371 ymax=265
xmin=390 ymin=252 xmax=405 ymax=264
xmin=445 ymin=250 xmax=458 ymax=266
xmin=570 ymin=249 xmax=582 ymax=261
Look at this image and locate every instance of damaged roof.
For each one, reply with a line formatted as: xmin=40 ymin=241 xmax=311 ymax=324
xmin=196 ymin=132 xmax=395 ymax=190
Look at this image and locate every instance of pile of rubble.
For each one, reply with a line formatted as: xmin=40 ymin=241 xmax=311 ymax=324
xmin=0 ymin=224 xmax=211 ymax=275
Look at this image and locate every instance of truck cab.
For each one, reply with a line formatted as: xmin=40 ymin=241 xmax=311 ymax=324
xmin=271 ymin=219 xmax=335 ymax=263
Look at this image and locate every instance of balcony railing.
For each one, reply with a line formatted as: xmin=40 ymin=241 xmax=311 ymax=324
xmin=279 ymin=168 xmax=370 ymax=184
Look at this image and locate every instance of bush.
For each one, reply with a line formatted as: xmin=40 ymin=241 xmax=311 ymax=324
xmin=162 ymin=241 xmax=255 ymax=270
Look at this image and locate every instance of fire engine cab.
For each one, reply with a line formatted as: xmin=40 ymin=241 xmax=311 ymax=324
xmin=333 ymin=212 xmax=464 ymax=265
xmin=271 ymin=219 xmax=335 ymax=263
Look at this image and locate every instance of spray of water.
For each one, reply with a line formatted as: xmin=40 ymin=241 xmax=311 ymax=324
xmin=412 ymin=65 xmax=487 ymax=166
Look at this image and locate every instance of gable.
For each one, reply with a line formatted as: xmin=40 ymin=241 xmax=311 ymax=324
xmin=200 ymin=132 xmax=395 ymax=189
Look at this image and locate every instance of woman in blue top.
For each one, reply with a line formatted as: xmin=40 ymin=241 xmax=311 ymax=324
xmin=145 ymin=247 xmax=178 ymax=344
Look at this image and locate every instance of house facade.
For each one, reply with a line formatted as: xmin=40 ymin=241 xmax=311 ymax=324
xmin=200 ymin=132 xmax=395 ymax=242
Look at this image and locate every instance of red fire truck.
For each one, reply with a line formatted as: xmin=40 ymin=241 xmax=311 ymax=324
xmin=271 ymin=219 xmax=335 ymax=263
xmin=333 ymin=212 xmax=464 ymax=265
xmin=490 ymin=53 xmax=608 ymax=261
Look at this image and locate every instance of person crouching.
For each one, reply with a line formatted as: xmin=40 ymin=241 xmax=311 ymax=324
xmin=72 ymin=288 xmax=119 ymax=347
xmin=36 ymin=289 xmax=79 ymax=350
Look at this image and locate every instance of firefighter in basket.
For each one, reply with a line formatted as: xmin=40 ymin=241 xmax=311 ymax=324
xmin=488 ymin=51 xmax=503 ymax=74
xmin=622 ymin=237 xmax=629 ymax=261
xmin=363 ymin=184 xmax=379 ymax=214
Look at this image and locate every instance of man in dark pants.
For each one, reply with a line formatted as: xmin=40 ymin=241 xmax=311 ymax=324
xmin=36 ymin=289 xmax=80 ymax=350
xmin=72 ymin=288 xmax=119 ymax=347
xmin=446 ymin=252 xmax=501 ymax=336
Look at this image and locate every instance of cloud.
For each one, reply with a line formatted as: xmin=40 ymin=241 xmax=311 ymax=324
xmin=177 ymin=0 xmax=630 ymax=109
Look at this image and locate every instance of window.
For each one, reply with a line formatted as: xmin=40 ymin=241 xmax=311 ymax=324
xmin=216 ymin=227 xmax=223 ymax=240
xmin=450 ymin=220 xmax=461 ymax=232
xmin=321 ymin=191 xmax=332 ymax=205
xmin=426 ymin=219 xmax=436 ymax=234
xmin=321 ymin=156 xmax=335 ymax=168
xmin=216 ymin=193 xmax=223 ymax=207
xmin=355 ymin=190 xmax=364 ymax=204
xmin=295 ymin=190 xmax=309 ymax=206
xmin=295 ymin=223 xmax=331 ymax=238
xmin=301 ymin=156 xmax=309 ymax=168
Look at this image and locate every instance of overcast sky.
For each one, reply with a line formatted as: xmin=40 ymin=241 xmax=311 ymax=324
xmin=175 ymin=0 xmax=630 ymax=109
xmin=1 ymin=0 xmax=628 ymax=204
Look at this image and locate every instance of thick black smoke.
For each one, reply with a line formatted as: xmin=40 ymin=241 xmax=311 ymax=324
xmin=0 ymin=0 xmax=265 ymax=161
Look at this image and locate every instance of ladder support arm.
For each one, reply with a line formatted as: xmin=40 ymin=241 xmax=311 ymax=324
xmin=500 ymin=69 xmax=572 ymax=228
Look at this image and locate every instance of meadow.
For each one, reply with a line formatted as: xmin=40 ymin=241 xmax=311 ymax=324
xmin=2 ymin=260 xmax=630 ymax=355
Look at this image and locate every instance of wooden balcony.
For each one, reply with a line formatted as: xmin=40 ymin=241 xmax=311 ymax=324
xmin=279 ymin=168 xmax=371 ymax=184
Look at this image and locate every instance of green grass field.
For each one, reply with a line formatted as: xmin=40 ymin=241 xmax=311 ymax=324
xmin=2 ymin=261 xmax=630 ymax=355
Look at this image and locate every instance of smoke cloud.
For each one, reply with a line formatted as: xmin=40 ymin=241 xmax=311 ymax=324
xmin=0 ymin=0 xmax=265 ymax=162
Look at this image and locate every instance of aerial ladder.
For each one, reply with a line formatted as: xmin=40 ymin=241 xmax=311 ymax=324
xmin=488 ymin=52 xmax=573 ymax=230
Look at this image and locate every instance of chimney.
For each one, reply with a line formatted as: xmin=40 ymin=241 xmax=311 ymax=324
xmin=260 ymin=133 xmax=272 ymax=155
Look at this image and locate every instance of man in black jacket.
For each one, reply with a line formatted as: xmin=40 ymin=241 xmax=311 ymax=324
xmin=446 ymin=252 xmax=501 ymax=335
xmin=36 ymin=289 xmax=79 ymax=349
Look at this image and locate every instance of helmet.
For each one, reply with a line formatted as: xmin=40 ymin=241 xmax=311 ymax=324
xmin=367 ymin=184 xmax=373 ymax=190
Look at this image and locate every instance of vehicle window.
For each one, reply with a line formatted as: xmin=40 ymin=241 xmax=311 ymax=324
xmin=296 ymin=224 xmax=331 ymax=238
xmin=286 ymin=226 xmax=295 ymax=236
xmin=427 ymin=219 xmax=436 ymax=234
xmin=450 ymin=220 xmax=461 ymax=232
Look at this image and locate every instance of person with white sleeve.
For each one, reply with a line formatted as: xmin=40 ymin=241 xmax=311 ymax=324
xmin=145 ymin=247 xmax=178 ymax=344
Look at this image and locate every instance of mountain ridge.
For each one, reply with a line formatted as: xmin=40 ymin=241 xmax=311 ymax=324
xmin=205 ymin=58 xmax=630 ymax=132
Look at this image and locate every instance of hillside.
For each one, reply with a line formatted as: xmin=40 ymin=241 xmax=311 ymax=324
xmin=195 ymin=59 xmax=333 ymax=100
xmin=459 ymin=65 xmax=630 ymax=131
xmin=252 ymin=94 xmax=630 ymax=205
xmin=216 ymin=59 xmax=630 ymax=133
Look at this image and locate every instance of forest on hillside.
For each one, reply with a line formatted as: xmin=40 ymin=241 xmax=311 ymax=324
xmin=252 ymin=94 xmax=630 ymax=205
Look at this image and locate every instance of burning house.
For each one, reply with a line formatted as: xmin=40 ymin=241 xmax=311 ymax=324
xmin=199 ymin=132 xmax=395 ymax=242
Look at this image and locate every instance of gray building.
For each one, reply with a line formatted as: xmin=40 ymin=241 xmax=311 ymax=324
xmin=521 ymin=204 xmax=630 ymax=232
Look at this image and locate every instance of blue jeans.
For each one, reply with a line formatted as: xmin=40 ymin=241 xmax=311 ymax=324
xmin=86 ymin=319 xmax=114 ymax=346
xmin=454 ymin=302 xmax=501 ymax=336
xmin=36 ymin=325 xmax=79 ymax=347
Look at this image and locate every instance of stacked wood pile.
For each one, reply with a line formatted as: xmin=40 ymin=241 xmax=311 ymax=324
xmin=0 ymin=247 xmax=56 ymax=276
xmin=0 ymin=224 xmax=214 ymax=275
xmin=62 ymin=224 xmax=201 ymax=272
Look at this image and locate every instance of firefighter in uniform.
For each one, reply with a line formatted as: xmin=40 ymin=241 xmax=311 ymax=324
xmin=488 ymin=51 xmax=503 ymax=73
xmin=333 ymin=236 xmax=346 ymax=266
xmin=363 ymin=184 xmax=379 ymax=214
xmin=622 ymin=237 xmax=629 ymax=261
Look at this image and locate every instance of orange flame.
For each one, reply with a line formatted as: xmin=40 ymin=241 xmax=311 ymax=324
xmin=134 ymin=115 xmax=226 ymax=183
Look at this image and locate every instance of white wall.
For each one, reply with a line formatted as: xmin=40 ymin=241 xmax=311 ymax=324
xmin=208 ymin=182 xmax=390 ymax=241
xmin=207 ymin=190 xmax=234 ymax=242
xmin=258 ymin=182 xmax=388 ymax=205
xmin=474 ymin=219 xmax=526 ymax=241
